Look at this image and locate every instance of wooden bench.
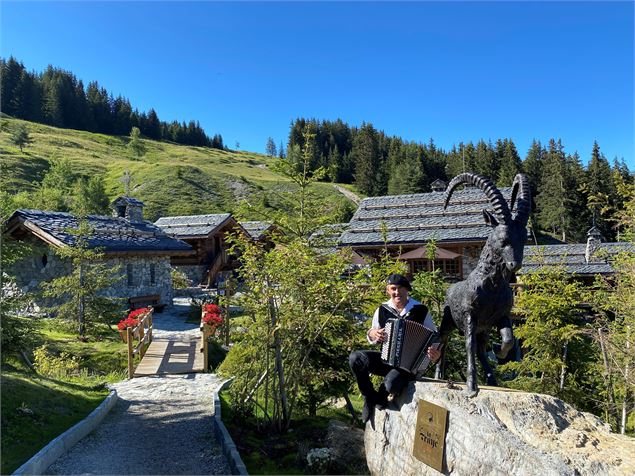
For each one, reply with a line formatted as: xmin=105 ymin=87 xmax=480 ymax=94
xmin=128 ymin=294 xmax=165 ymax=313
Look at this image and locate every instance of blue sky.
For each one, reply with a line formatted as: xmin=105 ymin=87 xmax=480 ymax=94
xmin=2 ymin=1 xmax=633 ymax=168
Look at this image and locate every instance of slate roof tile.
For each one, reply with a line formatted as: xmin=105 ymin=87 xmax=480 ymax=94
xmin=154 ymin=213 xmax=232 ymax=237
xmin=339 ymin=187 xmax=513 ymax=246
xmin=239 ymin=221 xmax=274 ymax=240
xmin=520 ymin=242 xmax=634 ymax=275
xmin=8 ymin=209 xmax=192 ymax=253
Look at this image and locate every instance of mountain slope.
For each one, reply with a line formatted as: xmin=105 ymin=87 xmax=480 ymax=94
xmin=0 ymin=117 xmax=357 ymax=221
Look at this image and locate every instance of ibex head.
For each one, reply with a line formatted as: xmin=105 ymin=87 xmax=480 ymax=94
xmin=444 ymin=173 xmax=531 ymax=273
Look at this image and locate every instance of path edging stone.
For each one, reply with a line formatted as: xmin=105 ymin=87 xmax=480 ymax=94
xmin=12 ymin=390 xmax=119 ymax=475
xmin=213 ymin=379 xmax=249 ymax=475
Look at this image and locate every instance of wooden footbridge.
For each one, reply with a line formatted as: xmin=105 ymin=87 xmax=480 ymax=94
xmin=121 ymin=309 xmax=213 ymax=378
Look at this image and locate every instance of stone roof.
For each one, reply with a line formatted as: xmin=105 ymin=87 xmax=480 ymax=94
xmin=338 ymin=187 xmax=513 ymax=247
xmin=239 ymin=221 xmax=275 ymax=241
xmin=154 ymin=214 xmax=233 ymax=238
xmin=5 ymin=209 xmax=192 ymax=254
xmin=111 ymin=196 xmax=144 ymax=207
xmin=520 ymin=242 xmax=635 ymax=276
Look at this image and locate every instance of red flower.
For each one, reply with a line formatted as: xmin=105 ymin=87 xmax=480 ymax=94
xmin=128 ymin=307 xmax=151 ymax=320
xmin=202 ymin=311 xmax=223 ymax=326
xmin=117 ymin=317 xmax=140 ymax=330
xmin=203 ymin=303 xmax=222 ymax=315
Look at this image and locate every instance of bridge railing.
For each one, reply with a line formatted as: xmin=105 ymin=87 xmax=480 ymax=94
xmin=126 ymin=308 xmax=154 ymax=379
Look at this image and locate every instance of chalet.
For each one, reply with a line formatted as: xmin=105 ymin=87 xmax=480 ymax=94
xmin=519 ymin=227 xmax=634 ymax=284
xmin=154 ymin=214 xmax=247 ymax=287
xmin=338 ymin=186 xmax=515 ymax=280
xmin=239 ymin=221 xmax=278 ymax=250
xmin=3 ymin=197 xmax=193 ymax=309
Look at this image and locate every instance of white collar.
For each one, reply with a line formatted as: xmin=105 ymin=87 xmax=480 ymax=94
xmin=384 ymin=297 xmax=420 ymax=317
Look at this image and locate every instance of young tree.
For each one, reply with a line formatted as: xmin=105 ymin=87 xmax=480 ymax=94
xmin=501 ymin=263 xmax=593 ymax=407
xmin=71 ymin=175 xmax=110 ymax=216
xmin=127 ymin=126 xmax=146 ymax=158
xmin=265 ymin=137 xmax=277 ymax=157
xmin=39 ymin=221 xmax=123 ymax=339
xmin=10 ymin=123 xmax=33 ymax=152
xmin=219 ymin=127 xmax=405 ymax=430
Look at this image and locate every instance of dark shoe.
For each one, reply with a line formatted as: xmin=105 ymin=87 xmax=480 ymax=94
xmin=361 ymin=397 xmax=375 ymax=423
xmin=375 ymin=384 xmax=389 ymax=410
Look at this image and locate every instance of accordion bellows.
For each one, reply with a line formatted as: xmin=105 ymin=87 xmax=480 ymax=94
xmin=381 ymin=318 xmax=437 ymax=373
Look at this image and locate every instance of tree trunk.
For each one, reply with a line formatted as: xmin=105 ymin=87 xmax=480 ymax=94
xmin=559 ymin=341 xmax=568 ymax=391
xmin=269 ymin=293 xmax=288 ymax=431
xmin=78 ymin=263 xmax=85 ymax=337
xmin=598 ymin=328 xmax=618 ymax=427
xmin=621 ymin=326 xmax=631 ymax=435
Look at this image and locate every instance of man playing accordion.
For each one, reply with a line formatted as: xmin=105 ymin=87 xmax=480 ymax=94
xmin=349 ymin=274 xmax=442 ymax=423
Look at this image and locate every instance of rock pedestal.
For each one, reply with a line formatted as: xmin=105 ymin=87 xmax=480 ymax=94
xmin=364 ymin=380 xmax=635 ymax=476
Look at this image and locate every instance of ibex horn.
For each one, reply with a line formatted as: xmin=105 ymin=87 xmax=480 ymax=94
xmin=510 ymin=174 xmax=531 ymax=226
xmin=444 ymin=173 xmax=512 ymax=223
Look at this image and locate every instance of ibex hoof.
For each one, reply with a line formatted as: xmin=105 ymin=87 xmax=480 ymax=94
xmin=465 ymin=387 xmax=479 ymax=398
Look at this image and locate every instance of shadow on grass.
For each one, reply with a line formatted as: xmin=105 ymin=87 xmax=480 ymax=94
xmin=1 ymin=372 xmax=108 ymax=474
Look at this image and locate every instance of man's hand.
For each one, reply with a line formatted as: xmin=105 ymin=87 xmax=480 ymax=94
xmin=427 ymin=346 xmax=441 ymax=363
xmin=369 ymin=327 xmax=386 ymax=343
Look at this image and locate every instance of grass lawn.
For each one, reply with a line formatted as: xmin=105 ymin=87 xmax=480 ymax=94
xmin=0 ymin=370 xmax=108 ymax=474
xmin=1 ymin=318 xmax=129 ymax=474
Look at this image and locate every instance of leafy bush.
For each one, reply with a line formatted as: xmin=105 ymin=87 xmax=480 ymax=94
xmin=33 ymin=345 xmax=81 ymax=379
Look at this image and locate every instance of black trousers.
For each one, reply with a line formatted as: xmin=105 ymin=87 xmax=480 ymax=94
xmin=348 ymin=350 xmax=413 ymax=399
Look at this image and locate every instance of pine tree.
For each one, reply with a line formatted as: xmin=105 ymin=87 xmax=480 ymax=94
xmin=498 ymin=139 xmax=522 ymax=186
xmin=585 ymin=141 xmax=615 ymax=239
xmin=523 ymin=140 xmax=544 ymax=197
xmin=353 ymin=123 xmax=384 ymax=196
xmin=10 ymin=123 xmax=33 ymax=152
xmin=536 ymin=139 xmax=570 ymax=241
xmin=266 ymin=137 xmax=277 ymax=157
xmin=1 ymin=56 xmax=26 ymax=117
xmin=474 ymin=139 xmax=498 ymax=181
xmin=128 ymin=127 xmax=146 ymax=158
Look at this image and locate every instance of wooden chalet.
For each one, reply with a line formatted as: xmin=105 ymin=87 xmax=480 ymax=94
xmin=154 ymin=214 xmax=247 ymax=287
xmin=337 ymin=186 xmax=517 ymax=280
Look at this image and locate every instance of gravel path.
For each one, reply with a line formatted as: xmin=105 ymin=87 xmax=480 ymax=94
xmin=47 ymin=299 xmax=232 ymax=475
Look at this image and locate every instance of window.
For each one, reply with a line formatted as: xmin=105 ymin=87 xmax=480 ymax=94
xmin=41 ymin=254 xmax=48 ymax=268
xmin=150 ymin=263 xmax=156 ymax=286
xmin=127 ymin=263 xmax=134 ymax=286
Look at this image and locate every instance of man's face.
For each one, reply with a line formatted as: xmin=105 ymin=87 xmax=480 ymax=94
xmin=386 ymin=284 xmax=409 ymax=308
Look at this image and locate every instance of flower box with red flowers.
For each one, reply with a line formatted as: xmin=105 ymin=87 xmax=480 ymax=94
xmin=201 ymin=303 xmax=223 ymax=336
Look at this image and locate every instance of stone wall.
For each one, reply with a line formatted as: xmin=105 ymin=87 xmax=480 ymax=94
xmin=173 ymin=265 xmax=207 ymax=287
xmin=9 ymin=238 xmax=174 ymax=310
xmin=364 ymin=381 xmax=635 ymax=476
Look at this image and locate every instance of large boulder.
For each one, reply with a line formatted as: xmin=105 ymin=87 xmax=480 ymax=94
xmin=364 ymin=380 xmax=635 ymax=475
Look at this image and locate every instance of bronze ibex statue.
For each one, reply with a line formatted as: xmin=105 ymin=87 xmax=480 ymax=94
xmin=435 ymin=172 xmax=531 ymax=397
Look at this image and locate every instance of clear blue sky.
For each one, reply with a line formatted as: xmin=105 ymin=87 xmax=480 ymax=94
xmin=2 ymin=1 xmax=633 ymax=168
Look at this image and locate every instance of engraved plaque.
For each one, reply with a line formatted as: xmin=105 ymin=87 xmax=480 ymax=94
xmin=412 ymin=400 xmax=448 ymax=472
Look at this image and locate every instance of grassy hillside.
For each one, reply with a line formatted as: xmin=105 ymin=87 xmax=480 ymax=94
xmin=0 ymin=117 xmax=357 ymax=221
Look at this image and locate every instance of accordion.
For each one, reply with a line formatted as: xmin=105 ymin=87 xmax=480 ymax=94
xmin=380 ymin=318 xmax=438 ymax=374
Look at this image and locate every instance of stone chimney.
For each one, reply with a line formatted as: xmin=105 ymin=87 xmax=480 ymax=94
xmin=431 ymin=179 xmax=447 ymax=192
xmin=585 ymin=226 xmax=603 ymax=263
xmin=111 ymin=196 xmax=145 ymax=223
